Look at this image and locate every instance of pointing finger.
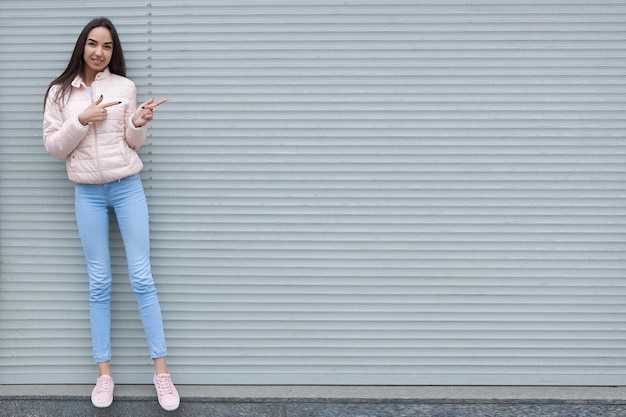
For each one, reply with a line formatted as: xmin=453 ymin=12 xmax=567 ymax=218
xmin=150 ymin=98 xmax=168 ymax=109
xmin=140 ymin=98 xmax=154 ymax=109
xmin=141 ymin=98 xmax=168 ymax=110
xmin=102 ymin=101 xmax=123 ymax=108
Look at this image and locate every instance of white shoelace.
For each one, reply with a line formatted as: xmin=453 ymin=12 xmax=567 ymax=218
xmin=95 ymin=376 xmax=113 ymax=393
xmin=154 ymin=374 xmax=175 ymax=396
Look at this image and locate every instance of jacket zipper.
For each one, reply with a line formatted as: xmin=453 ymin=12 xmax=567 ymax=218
xmin=93 ymin=124 xmax=105 ymax=183
xmin=89 ymin=86 xmax=105 ymax=183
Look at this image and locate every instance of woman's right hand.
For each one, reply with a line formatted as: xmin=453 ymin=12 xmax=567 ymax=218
xmin=78 ymin=95 xmax=122 ymax=126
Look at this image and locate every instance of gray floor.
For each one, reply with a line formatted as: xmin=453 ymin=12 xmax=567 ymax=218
xmin=2 ymin=385 xmax=626 ymax=417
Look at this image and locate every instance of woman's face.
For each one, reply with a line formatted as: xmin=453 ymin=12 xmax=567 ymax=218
xmin=82 ymin=26 xmax=113 ymax=79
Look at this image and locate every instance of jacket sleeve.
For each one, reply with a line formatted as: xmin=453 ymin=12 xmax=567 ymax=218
xmin=124 ymin=82 xmax=148 ymax=150
xmin=43 ymin=87 xmax=90 ymax=159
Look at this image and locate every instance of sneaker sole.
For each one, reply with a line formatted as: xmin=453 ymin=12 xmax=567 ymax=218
xmin=159 ymin=402 xmax=179 ymax=412
xmin=92 ymin=398 xmax=113 ymax=408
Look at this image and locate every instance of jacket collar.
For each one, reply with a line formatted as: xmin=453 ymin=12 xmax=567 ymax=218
xmin=71 ymin=67 xmax=111 ymax=88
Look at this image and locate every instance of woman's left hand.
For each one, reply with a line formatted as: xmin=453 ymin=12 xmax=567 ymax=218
xmin=133 ymin=97 xmax=168 ymax=127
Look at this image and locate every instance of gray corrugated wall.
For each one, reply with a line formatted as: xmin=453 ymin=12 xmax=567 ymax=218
xmin=1 ymin=0 xmax=626 ymax=385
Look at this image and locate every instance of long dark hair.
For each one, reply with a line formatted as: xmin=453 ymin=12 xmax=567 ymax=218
xmin=44 ymin=17 xmax=126 ymax=109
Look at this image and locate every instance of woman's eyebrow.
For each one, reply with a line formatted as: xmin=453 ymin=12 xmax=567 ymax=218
xmin=87 ymin=38 xmax=113 ymax=45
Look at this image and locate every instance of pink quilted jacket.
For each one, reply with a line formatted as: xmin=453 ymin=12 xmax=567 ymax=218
xmin=43 ymin=68 xmax=147 ymax=184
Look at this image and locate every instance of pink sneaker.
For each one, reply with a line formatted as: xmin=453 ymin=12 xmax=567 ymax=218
xmin=91 ymin=375 xmax=114 ymax=408
xmin=153 ymin=373 xmax=180 ymax=411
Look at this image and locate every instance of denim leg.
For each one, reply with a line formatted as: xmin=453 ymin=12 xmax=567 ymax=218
xmin=75 ymin=183 xmax=113 ymax=363
xmin=110 ymin=175 xmax=168 ymax=359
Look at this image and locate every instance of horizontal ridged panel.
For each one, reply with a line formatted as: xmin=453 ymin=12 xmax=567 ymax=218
xmin=1 ymin=0 xmax=626 ymax=385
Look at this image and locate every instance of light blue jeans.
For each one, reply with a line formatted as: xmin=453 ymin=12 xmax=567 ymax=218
xmin=75 ymin=174 xmax=167 ymax=363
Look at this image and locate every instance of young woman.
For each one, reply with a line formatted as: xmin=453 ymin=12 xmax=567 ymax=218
xmin=43 ymin=17 xmax=179 ymax=411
